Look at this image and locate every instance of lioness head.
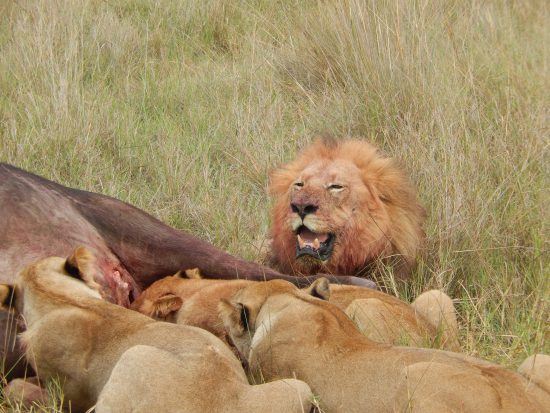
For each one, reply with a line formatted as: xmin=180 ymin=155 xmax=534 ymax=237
xmin=269 ymin=139 xmax=426 ymax=278
xmin=219 ymin=278 xmax=332 ymax=361
xmin=0 ymin=247 xmax=103 ymax=315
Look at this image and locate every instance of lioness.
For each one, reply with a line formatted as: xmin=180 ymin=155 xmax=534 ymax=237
xmin=269 ymin=138 xmax=425 ymax=278
xmin=220 ymin=279 xmax=550 ymax=413
xmin=95 ymin=345 xmax=312 ymax=413
xmin=131 ymin=273 xmax=458 ymax=349
xmin=1 ymin=248 xmax=313 ymax=413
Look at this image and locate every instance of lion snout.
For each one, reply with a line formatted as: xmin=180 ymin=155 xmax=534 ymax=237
xmin=290 ymin=201 xmax=319 ymax=219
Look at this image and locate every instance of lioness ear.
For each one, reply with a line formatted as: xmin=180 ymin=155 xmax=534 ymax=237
xmin=65 ymin=246 xmax=102 ymax=292
xmin=305 ymin=278 xmax=331 ymax=301
xmin=65 ymin=247 xmax=96 ymax=280
xmin=0 ymin=285 xmax=15 ymax=309
xmin=152 ymin=294 xmax=183 ymax=319
xmin=184 ymin=268 xmax=202 ymax=279
xmin=218 ymin=299 xmax=249 ymax=335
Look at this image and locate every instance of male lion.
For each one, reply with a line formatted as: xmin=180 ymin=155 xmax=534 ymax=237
xmin=1 ymin=248 xmax=313 ymax=413
xmin=269 ymin=139 xmax=426 ymax=278
xmin=220 ymin=279 xmax=550 ymax=413
xmin=131 ymin=273 xmax=458 ymax=350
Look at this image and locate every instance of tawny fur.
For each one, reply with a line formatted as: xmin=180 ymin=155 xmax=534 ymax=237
xmin=96 ymin=345 xmax=312 ymax=413
xmin=6 ymin=249 xmax=313 ymax=413
xmin=518 ymin=354 xmax=550 ymax=394
xmin=131 ymin=274 xmax=458 ymax=349
xmin=130 ymin=275 xmax=252 ymax=347
xmin=410 ymin=289 xmax=459 ymax=349
xmin=220 ymin=279 xmax=550 ymax=413
xmin=269 ymin=139 xmax=426 ymax=278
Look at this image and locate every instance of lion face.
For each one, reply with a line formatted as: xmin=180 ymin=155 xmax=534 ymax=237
xmin=269 ymin=139 xmax=425 ymax=278
xmin=287 ymin=158 xmax=391 ymax=267
xmin=219 ymin=279 xmax=331 ymax=361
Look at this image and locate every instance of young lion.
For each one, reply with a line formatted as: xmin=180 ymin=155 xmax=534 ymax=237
xmin=219 ymin=279 xmax=550 ymax=413
xmin=131 ymin=273 xmax=458 ymax=350
xmin=2 ymin=248 xmax=313 ymax=413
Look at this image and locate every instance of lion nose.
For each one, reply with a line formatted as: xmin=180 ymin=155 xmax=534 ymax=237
xmin=291 ymin=202 xmax=318 ymax=219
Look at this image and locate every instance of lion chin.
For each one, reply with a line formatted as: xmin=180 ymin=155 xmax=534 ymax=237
xmin=268 ymin=138 xmax=426 ymax=279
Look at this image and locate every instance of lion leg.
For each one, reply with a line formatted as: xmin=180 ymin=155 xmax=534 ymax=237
xmin=411 ymin=290 xmax=459 ymax=350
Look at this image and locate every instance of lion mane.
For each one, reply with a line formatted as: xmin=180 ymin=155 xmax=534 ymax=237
xmin=269 ymin=139 xmax=426 ymax=279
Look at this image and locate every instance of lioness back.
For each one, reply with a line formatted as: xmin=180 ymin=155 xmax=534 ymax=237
xmin=220 ymin=279 xmax=550 ymax=413
xmin=97 ymin=345 xmax=313 ymax=413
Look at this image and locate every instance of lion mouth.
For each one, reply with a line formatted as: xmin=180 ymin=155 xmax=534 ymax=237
xmin=295 ymin=226 xmax=335 ymax=261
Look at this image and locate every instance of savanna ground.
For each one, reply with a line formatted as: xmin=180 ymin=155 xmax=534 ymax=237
xmin=0 ymin=0 xmax=548 ymax=410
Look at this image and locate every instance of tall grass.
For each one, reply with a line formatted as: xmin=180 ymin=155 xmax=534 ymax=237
xmin=0 ymin=0 xmax=548 ymax=408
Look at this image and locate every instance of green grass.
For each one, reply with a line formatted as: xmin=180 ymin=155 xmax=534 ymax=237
xmin=0 ymin=0 xmax=548 ymax=409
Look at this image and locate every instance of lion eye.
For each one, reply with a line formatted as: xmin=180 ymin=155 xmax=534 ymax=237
xmin=294 ymin=182 xmax=304 ymax=188
xmin=328 ymin=184 xmax=344 ymax=191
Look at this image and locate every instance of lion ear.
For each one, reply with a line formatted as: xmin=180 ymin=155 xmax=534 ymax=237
xmin=65 ymin=246 xmax=102 ymax=292
xmin=184 ymin=268 xmax=202 ymax=279
xmin=305 ymin=278 xmax=331 ymax=301
xmin=151 ymin=294 xmax=183 ymax=319
xmin=65 ymin=247 xmax=96 ymax=281
xmin=219 ymin=299 xmax=249 ymax=336
xmin=0 ymin=285 xmax=15 ymax=309
xmin=172 ymin=268 xmax=202 ymax=279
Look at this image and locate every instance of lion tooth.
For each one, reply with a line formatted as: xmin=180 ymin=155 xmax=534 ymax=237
xmin=313 ymin=238 xmax=320 ymax=249
xmin=297 ymin=234 xmax=306 ymax=249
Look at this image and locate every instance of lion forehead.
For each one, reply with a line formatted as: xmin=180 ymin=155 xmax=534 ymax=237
xmin=300 ymin=159 xmax=362 ymax=185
